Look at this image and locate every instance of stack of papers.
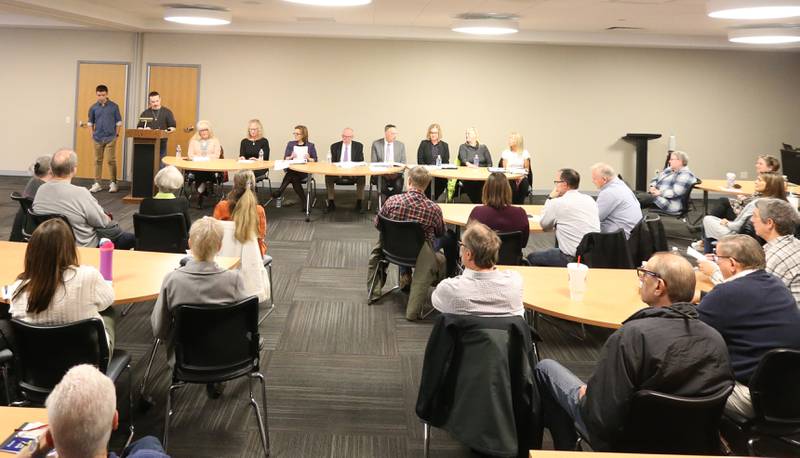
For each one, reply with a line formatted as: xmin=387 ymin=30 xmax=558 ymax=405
xmin=336 ymin=161 xmax=366 ymax=169
xmin=274 ymin=159 xmax=306 ymax=171
xmin=488 ymin=167 xmax=507 ymax=173
xmin=192 ymin=156 xmax=210 ymax=162
xmin=238 ymin=159 xmax=254 ymax=164
xmin=686 ymin=246 xmax=707 ymax=262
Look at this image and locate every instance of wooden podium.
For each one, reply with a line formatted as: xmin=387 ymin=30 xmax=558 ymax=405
xmin=124 ymin=129 xmax=171 ymax=203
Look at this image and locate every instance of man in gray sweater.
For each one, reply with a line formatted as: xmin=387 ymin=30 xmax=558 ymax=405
xmin=33 ymin=148 xmax=134 ymax=249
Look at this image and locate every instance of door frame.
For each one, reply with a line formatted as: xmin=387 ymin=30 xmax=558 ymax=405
xmin=73 ymin=60 xmax=131 ymax=180
xmin=145 ymin=62 xmax=202 ymax=126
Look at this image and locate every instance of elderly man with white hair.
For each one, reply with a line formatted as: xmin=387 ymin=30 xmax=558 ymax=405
xmin=19 ymin=364 xmax=168 ymax=458
xmin=590 ymin=163 xmax=642 ymax=238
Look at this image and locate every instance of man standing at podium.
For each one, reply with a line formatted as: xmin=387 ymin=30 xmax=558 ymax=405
xmin=137 ymin=91 xmax=176 ymax=160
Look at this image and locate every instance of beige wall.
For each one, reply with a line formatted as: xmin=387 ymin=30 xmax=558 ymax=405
xmin=0 ymin=28 xmax=136 ymax=174
xmin=3 ymin=28 xmax=800 ymax=189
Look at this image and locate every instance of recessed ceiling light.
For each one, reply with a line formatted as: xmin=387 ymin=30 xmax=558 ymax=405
xmin=708 ymin=0 xmax=800 ymax=20
xmin=452 ymin=18 xmax=519 ymax=36
xmin=728 ymin=26 xmax=800 ymax=43
xmin=164 ymin=7 xmax=232 ymax=25
xmin=283 ymin=0 xmax=371 ymax=6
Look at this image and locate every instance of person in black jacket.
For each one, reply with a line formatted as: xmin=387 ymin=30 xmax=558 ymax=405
xmin=417 ymin=123 xmax=449 ymax=201
xmin=325 ymin=127 xmax=365 ymax=212
xmin=535 ymin=252 xmax=733 ymax=451
xmin=138 ymin=165 xmax=191 ymax=230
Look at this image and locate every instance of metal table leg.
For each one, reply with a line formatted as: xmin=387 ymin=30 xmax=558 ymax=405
xmin=703 ymin=190 xmax=709 ymax=215
xmin=305 ymin=174 xmax=312 ymax=222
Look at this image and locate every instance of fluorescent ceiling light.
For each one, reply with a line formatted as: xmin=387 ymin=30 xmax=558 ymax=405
xmin=164 ymin=7 xmax=232 ymax=26
xmin=452 ymin=19 xmax=519 ymax=36
xmin=729 ymin=26 xmax=800 ymax=43
xmin=283 ymin=0 xmax=371 ymax=6
xmin=708 ymin=0 xmax=800 ymax=20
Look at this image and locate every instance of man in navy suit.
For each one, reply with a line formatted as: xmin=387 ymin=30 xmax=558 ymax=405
xmin=326 ymin=127 xmax=365 ymax=212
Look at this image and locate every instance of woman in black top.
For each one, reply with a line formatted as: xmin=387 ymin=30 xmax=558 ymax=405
xmin=138 ymin=165 xmax=191 ymax=231
xmin=417 ymin=123 xmax=450 ymax=201
xmin=458 ymin=127 xmax=493 ymax=203
xmin=240 ymin=119 xmax=270 ymax=178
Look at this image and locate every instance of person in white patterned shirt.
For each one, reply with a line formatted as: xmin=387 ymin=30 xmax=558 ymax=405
xmin=431 ymin=221 xmax=524 ymax=317
xmin=753 ymin=198 xmax=800 ymax=305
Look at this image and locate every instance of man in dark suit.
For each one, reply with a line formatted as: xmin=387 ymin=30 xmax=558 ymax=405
xmin=326 ymin=127 xmax=365 ymax=212
xmin=370 ymin=124 xmax=406 ymax=201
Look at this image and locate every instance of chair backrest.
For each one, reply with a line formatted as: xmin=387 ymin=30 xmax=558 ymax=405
xmin=496 ymin=231 xmax=524 ymax=265
xmin=217 ymin=219 xmax=269 ymax=302
xmin=616 ymin=385 xmax=733 ymax=454
xmin=10 ymin=318 xmax=109 ymax=402
xmin=749 ymin=348 xmax=800 ymax=425
xmin=11 ymin=192 xmax=35 ymax=241
xmin=676 ymin=178 xmax=700 ymax=217
xmin=10 ymin=192 xmax=33 ymax=213
xmin=172 ymin=296 xmax=260 ymax=382
xmin=644 ymin=214 xmax=669 ymax=252
xmin=27 ymin=209 xmax=74 ymax=238
xmin=133 ymin=212 xmax=188 ymax=253
xmin=626 ymin=219 xmax=650 ymax=266
xmin=737 ymin=219 xmax=767 ymax=246
xmin=377 ymin=214 xmax=426 ymax=267
xmin=575 ymin=229 xmax=634 ymax=268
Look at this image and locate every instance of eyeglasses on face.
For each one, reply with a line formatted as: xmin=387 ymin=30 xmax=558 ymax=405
xmin=712 ymin=254 xmax=736 ymax=263
xmin=553 ymin=180 xmax=565 ymax=184
xmin=636 ymin=267 xmax=661 ymax=280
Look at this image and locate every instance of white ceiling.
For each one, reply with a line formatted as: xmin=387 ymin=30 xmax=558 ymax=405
xmin=1 ymin=0 xmax=799 ymax=50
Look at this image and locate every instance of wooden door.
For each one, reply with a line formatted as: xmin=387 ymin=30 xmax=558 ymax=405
xmin=74 ymin=63 xmax=128 ymax=179
xmin=146 ymin=65 xmax=200 ymax=156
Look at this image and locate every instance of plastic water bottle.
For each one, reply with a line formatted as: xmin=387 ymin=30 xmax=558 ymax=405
xmin=99 ymin=239 xmax=114 ymax=281
xmin=473 ymin=154 xmax=480 ymax=167
xmin=258 ymin=148 xmax=264 ymax=161
xmin=435 ymin=154 xmax=442 ymax=167
xmin=175 ymin=144 xmax=182 ymax=159
xmin=326 ymin=152 xmax=332 ymax=163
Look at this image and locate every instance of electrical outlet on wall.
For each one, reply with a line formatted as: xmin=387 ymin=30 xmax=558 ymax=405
xmin=740 ymin=171 xmax=748 ymax=179
xmin=65 ymin=116 xmax=71 ymax=124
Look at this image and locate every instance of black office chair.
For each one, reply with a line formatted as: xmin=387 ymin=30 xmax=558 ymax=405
xmin=575 ymin=229 xmax=634 ymax=269
xmin=160 ymin=296 xmax=269 ymax=456
xmin=646 ymin=178 xmax=702 ymax=241
xmin=27 ymin=209 xmax=75 ymax=239
xmin=644 ymin=214 xmax=669 ymax=253
xmin=9 ymin=192 xmax=34 ymax=242
xmin=133 ymin=213 xmax=188 ymax=253
xmin=497 ymin=231 xmax=527 ymax=266
xmin=10 ymin=318 xmax=134 ymax=443
xmin=368 ymin=215 xmax=425 ymax=304
xmin=738 ymin=219 xmax=767 ymax=246
xmin=578 ymin=384 xmax=734 ymax=454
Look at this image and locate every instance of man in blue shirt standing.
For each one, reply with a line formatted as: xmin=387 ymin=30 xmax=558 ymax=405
xmin=87 ymin=84 xmax=122 ymax=194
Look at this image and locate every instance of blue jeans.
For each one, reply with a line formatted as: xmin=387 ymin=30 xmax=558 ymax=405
xmin=535 ymin=359 xmax=589 ymax=450
xmin=527 ymin=248 xmax=573 ymax=267
xmin=119 ymin=435 xmax=168 ymax=457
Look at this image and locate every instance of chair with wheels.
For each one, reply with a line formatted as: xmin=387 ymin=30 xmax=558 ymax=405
xmin=133 ymin=213 xmax=188 ymax=253
xmin=10 ymin=318 xmax=134 ymax=444
xmin=159 ymin=296 xmax=270 ymax=456
xmin=368 ymin=215 xmax=425 ymax=304
xmin=497 ymin=231 xmax=527 ymax=266
xmin=575 ymin=229 xmax=634 ymax=269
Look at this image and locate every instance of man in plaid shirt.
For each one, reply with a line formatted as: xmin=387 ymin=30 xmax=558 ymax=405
xmin=367 ymin=166 xmax=458 ymax=320
xmin=637 ymin=151 xmax=696 ymax=215
xmin=753 ymin=198 xmax=800 ymax=304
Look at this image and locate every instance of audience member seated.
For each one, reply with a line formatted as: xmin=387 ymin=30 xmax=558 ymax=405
xmin=367 ymin=166 xmax=458 ymax=320
xmin=636 ymin=151 xmax=696 ymax=214
xmin=214 ymin=169 xmax=267 ymax=256
xmin=33 ymin=148 xmax=135 ymax=249
xmin=432 ymin=222 xmax=523 ymax=317
xmin=527 ymin=168 xmax=600 ymax=267
xmin=271 ymin=124 xmax=318 ymax=209
xmin=187 ymin=120 xmax=222 ymax=201
xmin=19 ymin=364 xmax=169 ymax=458
xmin=239 ymin=118 xmax=270 ymax=179
xmin=10 ymin=155 xmax=52 ymax=242
xmin=697 ymin=173 xmax=786 ymax=253
xmin=416 ymin=123 xmax=450 ymax=201
xmin=151 ymin=217 xmax=246 ymax=397
xmin=370 ymin=124 xmax=406 ymax=200
xmin=590 ymin=162 xmax=642 ymax=239
xmin=499 ymin=131 xmax=531 ymax=204
xmin=138 ymin=165 xmax=191 ymax=230
xmin=535 ymin=252 xmax=733 ymax=450
xmin=754 ymin=198 xmax=800 ymax=303
xmin=9 ymin=219 xmax=116 ymax=353
xmin=697 ymin=235 xmax=800 ymax=420
xmin=325 ymin=127 xmax=365 ymax=212
xmin=709 ymin=154 xmax=780 ymax=220
xmin=457 ymin=127 xmax=492 ymax=203
xmin=468 ymin=172 xmax=529 ymax=247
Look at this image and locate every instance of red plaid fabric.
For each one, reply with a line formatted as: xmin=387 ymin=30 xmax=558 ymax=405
xmin=375 ymin=189 xmax=444 ymax=243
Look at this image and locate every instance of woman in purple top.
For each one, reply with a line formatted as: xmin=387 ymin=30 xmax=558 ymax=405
xmin=468 ymin=172 xmax=529 ymax=247
xmin=272 ymin=124 xmax=317 ymax=209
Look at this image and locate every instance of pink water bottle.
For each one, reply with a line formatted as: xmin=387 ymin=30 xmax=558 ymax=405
xmin=99 ymin=239 xmax=114 ymax=281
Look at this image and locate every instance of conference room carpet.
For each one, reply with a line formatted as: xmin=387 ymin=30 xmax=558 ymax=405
xmin=0 ymin=177 xmax=696 ymax=457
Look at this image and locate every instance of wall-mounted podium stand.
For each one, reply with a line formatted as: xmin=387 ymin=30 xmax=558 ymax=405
xmin=123 ymin=129 xmax=171 ymax=203
xmin=622 ymin=133 xmax=661 ymax=191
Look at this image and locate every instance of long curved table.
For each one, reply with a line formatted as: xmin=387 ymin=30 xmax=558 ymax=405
xmin=438 ymin=203 xmax=544 ymax=232
xmin=428 ymin=166 xmax=524 ymax=202
xmin=0 ymin=241 xmax=239 ymax=305
xmin=287 ymin=162 xmax=406 ymax=221
xmin=162 ymin=156 xmax=274 ymax=172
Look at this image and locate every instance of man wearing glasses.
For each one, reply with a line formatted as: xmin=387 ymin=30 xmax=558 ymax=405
xmin=534 ymin=252 xmax=733 ymax=450
xmin=326 ymin=127 xmax=365 ymax=213
xmin=697 ymin=234 xmax=800 ymax=421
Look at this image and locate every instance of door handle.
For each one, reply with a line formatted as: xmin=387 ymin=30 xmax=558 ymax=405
xmin=183 ymin=126 xmax=194 ymax=133
xmin=78 ymin=121 xmax=89 ymax=128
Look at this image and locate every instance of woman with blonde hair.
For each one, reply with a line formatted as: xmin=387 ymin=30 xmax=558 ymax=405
xmin=457 ymin=127 xmax=493 ymax=203
xmin=187 ymin=119 xmax=223 ymax=200
xmin=499 ymin=132 xmax=532 ymax=204
xmin=417 ymin=123 xmax=450 ymax=201
xmin=240 ymin=118 xmax=270 ymax=179
xmin=213 ymin=169 xmax=268 ymax=256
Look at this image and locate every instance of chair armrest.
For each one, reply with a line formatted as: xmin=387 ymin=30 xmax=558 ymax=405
xmin=263 ymin=254 xmax=272 ymax=267
xmin=0 ymin=349 xmax=13 ymax=365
